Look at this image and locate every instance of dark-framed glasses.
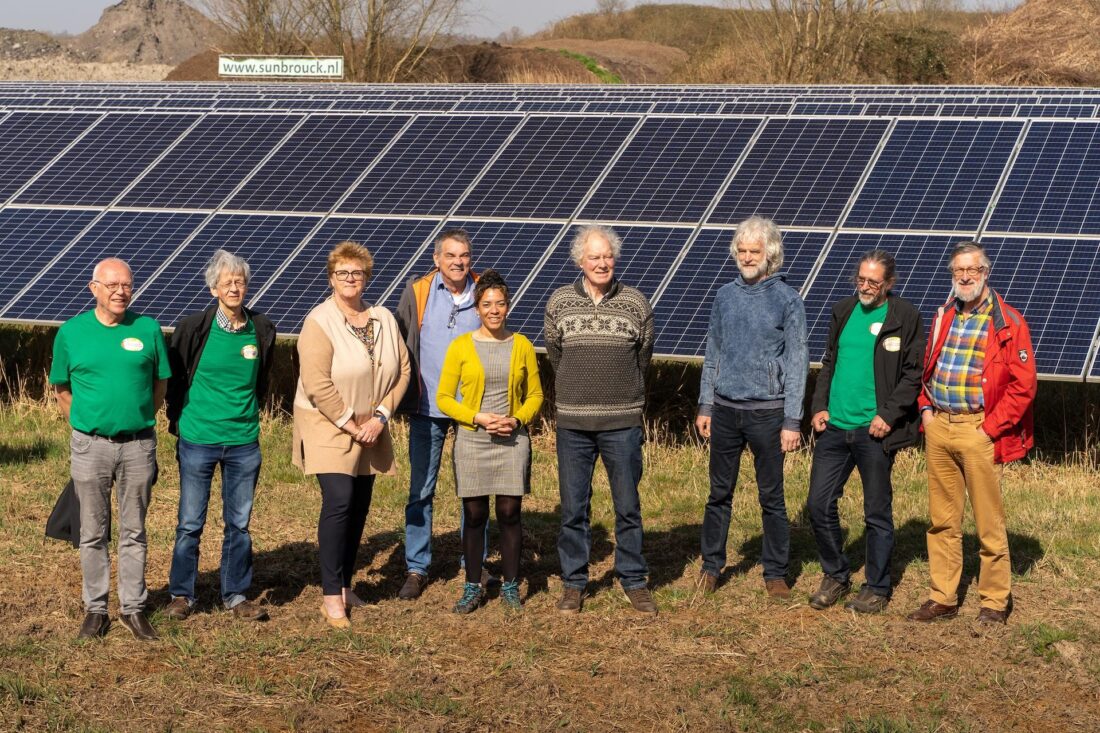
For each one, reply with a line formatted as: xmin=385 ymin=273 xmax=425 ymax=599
xmin=334 ymin=269 xmax=367 ymax=282
xmin=951 ymin=266 xmax=986 ymax=278
xmin=93 ymin=280 xmax=133 ymax=293
xmin=855 ymin=277 xmax=885 ymax=289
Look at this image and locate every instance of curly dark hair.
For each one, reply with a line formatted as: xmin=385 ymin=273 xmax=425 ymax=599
xmin=473 ymin=269 xmax=509 ymax=305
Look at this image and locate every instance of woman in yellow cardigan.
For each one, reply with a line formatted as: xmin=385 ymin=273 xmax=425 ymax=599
xmin=436 ymin=270 xmax=543 ymax=613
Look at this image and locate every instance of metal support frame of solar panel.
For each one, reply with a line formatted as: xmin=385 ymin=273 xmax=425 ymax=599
xmin=6 ymin=86 xmax=1100 ymax=383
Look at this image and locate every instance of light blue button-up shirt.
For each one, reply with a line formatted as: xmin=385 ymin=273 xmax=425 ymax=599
xmin=418 ymin=272 xmax=480 ymax=417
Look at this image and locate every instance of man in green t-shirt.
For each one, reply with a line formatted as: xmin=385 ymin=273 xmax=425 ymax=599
xmin=50 ymin=258 xmax=170 ymax=641
xmin=805 ymin=250 xmax=924 ymax=614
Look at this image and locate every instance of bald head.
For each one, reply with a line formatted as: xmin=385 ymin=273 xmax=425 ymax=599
xmin=92 ymin=257 xmax=132 ymax=283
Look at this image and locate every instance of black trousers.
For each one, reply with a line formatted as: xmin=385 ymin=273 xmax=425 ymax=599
xmin=317 ymin=473 xmax=375 ymax=595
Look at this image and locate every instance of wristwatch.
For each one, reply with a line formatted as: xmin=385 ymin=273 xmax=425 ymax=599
xmin=374 ymin=411 xmax=388 ymax=425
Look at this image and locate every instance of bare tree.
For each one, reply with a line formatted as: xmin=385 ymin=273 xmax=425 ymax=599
xmin=764 ymin=0 xmax=890 ymax=82
xmin=202 ymin=0 xmax=306 ymax=55
xmin=596 ymin=0 xmax=628 ymax=15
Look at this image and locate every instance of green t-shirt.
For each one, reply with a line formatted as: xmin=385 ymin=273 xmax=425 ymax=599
xmin=178 ymin=321 xmax=261 ymax=446
xmin=827 ymin=301 xmax=888 ymax=430
xmin=49 ymin=309 xmax=171 ymax=436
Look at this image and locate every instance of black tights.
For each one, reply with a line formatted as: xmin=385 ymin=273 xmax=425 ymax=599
xmin=462 ymin=495 xmax=522 ymax=584
xmin=317 ymin=473 xmax=375 ymax=595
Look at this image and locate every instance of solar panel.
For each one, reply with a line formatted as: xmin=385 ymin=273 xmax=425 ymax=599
xmin=226 ymin=114 xmax=411 ymax=212
xmin=0 ymin=112 xmax=101 ymax=203
xmin=3 ymin=211 xmax=206 ymax=322
xmin=581 ymin=117 xmax=760 ymax=223
xmin=118 ymin=114 xmax=303 ymax=210
xmin=14 ymin=113 xmax=200 ymax=207
xmin=251 ymin=217 xmax=440 ymax=332
xmin=509 ymin=225 xmax=693 ymax=345
xmin=986 ymin=121 xmax=1100 ymax=235
xmin=455 ymin=115 xmax=639 ymax=219
xmin=134 ymin=214 xmax=319 ymax=326
xmin=339 ymin=115 xmax=521 ymax=216
xmin=652 ymin=229 xmax=829 ymax=356
xmin=0 ymin=208 xmax=100 ymax=315
xmin=710 ymin=118 xmax=889 ymax=227
xmin=843 ymin=119 xmax=1023 ymax=231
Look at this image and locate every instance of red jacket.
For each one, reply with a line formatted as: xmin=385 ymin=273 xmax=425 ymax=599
xmin=918 ymin=290 xmax=1037 ymax=463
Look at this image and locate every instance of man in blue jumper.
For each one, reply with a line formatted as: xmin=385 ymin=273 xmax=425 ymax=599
xmin=695 ymin=217 xmax=809 ymax=599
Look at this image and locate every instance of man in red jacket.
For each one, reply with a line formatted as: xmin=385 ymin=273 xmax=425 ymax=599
xmin=908 ymin=242 xmax=1037 ymax=625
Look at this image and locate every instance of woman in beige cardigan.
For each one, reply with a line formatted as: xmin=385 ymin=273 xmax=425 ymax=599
xmin=293 ymin=242 xmax=410 ymax=628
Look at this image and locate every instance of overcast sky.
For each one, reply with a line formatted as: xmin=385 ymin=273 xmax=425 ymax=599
xmin=1 ymin=0 xmax=1015 ymax=38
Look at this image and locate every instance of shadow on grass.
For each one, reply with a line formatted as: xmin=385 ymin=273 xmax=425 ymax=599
xmin=0 ymin=439 xmax=52 ymax=465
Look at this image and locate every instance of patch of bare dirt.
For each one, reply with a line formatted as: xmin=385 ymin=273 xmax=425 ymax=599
xmin=0 ymin=55 xmax=173 ymax=82
xmin=0 ymin=28 xmax=71 ymax=61
xmin=69 ymin=0 xmax=223 ymax=66
xmin=517 ymin=38 xmax=688 ymax=83
xmin=966 ymin=0 xmax=1100 ymax=85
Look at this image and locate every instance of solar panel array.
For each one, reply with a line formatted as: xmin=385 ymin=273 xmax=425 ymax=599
xmin=2 ymin=83 xmax=1100 ymax=381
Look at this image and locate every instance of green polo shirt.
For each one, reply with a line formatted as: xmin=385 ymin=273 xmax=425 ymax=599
xmin=49 ymin=309 xmax=170 ymax=436
xmin=828 ymin=301 xmax=887 ymax=430
xmin=178 ymin=320 xmax=261 ymax=446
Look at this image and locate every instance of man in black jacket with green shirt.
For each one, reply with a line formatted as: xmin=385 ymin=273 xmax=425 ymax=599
xmin=806 ymin=250 xmax=924 ymax=614
xmin=164 ymin=250 xmax=276 ymax=622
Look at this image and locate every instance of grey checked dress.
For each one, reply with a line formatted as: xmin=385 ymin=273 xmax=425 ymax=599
xmin=452 ymin=337 xmax=531 ymax=497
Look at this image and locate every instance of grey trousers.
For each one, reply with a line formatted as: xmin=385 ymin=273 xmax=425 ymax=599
xmin=70 ymin=429 xmax=156 ymax=614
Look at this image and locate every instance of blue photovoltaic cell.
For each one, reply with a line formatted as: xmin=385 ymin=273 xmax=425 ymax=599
xmin=453 ymin=100 xmax=521 ymax=112
xmin=721 ymin=102 xmax=792 ymax=115
xmin=455 ymin=115 xmax=638 ymax=219
xmin=135 ymin=214 xmax=318 ymax=326
xmin=791 ymin=103 xmax=866 ymax=115
xmin=4 ymin=211 xmax=206 ymax=323
xmin=581 ymin=117 xmax=760 ymax=223
xmin=1018 ymin=104 xmax=1097 ymax=118
xmin=340 ymin=115 xmax=521 ymax=216
xmin=379 ymin=221 xmax=565 ymax=322
xmin=252 ymin=217 xmax=439 ymax=333
xmin=14 ymin=113 xmax=200 ymax=207
xmin=939 ymin=104 xmax=1018 ymax=117
xmin=652 ymin=229 xmax=828 ymax=357
xmin=156 ymin=98 xmax=217 ymax=110
xmin=521 ymin=101 xmax=587 ymax=113
xmin=652 ymin=102 xmax=723 ymax=114
xmin=978 ymin=236 xmax=1100 ymax=377
xmin=710 ymin=118 xmax=889 ymax=227
xmin=864 ymin=103 xmax=941 ymax=116
xmin=119 ymin=114 xmax=302 ymax=209
xmin=213 ymin=99 xmax=274 ymax=110
xmin=509 ymin=225 xmax=693 ymax=345
xmin=329 ymin=99 xmax=395 ymax=111
xmin=271 ymin=99 xmax=334 ymax=110
xmin=986 ymin=122 xmax=1100 ymax=235
xmin=844 ymin=119 xmax=1023 ymax=231
xmin=0 ymin=112 xmax=101 ymax=203
xmin=0 ymin=208 xmax=99 ymax=315
xmin=391 ymin=100 xmax=457 ymax=112
xmin=227 ymin=114 xmax=411 ymax=212
xmin=584 ymin=101 xmax=652 ymax=114
xmin=801 ymin=233 xmax=959 ymax=362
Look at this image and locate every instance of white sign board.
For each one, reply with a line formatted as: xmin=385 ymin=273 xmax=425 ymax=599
xmin=218 ymin=56 xmax=344 ymax=79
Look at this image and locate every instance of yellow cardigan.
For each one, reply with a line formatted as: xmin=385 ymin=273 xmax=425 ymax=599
xmin=436 ymin=332 xmax=543 ymax=430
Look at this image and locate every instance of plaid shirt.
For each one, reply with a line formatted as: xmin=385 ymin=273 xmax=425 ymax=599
xmin=215 ymin=307 xmax=249 ymax=334
xmin=927 ymin=293 xmax=993 ymax=413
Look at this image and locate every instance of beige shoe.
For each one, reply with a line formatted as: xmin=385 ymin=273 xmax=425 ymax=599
xmin=320 ymin=604 xmax=350 ymax=630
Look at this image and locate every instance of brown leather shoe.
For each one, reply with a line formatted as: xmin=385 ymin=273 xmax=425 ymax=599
xmin=164 ymin=597 xmax=192 ymax=621
xmin=119 ymin=611 xmax=158 ymax=641
xmin=231 ymin=599 xmax=269 ymax=621
xmin=765 ymin=578 xmax=791 ymax=600
xmin=557 ymin=587 xmax=583 ymax=614
xmin=398 ymin=572 xmax=428 ymax=601
xmin=906 ymin=600 xmax=959 ymax=622
xmin=697 ymin=571 xmax=718 ymax=594
xmin=77 ymin=612 xmax=110 ymax=639
xmin=977 ymin=607 xmax=1008 ymax=625
xmin=808 ymin=576 xmax=850 ymax=610
xmin=624 ymin=586 xmax=658 ymax=614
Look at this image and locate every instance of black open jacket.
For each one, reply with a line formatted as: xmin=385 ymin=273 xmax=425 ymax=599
xmin=165 ymin=304 xmax=276 ymax=437
xmin=811 ymin=294 xmax=925 ymax=453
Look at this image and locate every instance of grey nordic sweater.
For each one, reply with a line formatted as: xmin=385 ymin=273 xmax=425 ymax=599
xmin=544 ymin=279 xmax=653 ymax=431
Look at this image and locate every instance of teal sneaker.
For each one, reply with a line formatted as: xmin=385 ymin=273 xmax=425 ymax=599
xmin=500 ymin=580 xmax=523 ymax=610
xmin=453 ymin=582 xmax=484 ymax=614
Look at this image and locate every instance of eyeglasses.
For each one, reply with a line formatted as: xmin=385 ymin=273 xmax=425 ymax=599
xmin=334 ymin=270 xmax=367 ymax=282
xmin=93 ymin=281 xmax=133 ymax=293
xmin=218 ymin=278 xmax=247 ymax=290
xmin=855 ymin=277 xmax=885 ymax=289
xmin=951 ymin=266 xmax=986 ymax=278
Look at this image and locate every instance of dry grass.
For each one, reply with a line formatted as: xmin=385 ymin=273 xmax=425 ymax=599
xmin=1 ymin=397 xmax=1099 ymax=731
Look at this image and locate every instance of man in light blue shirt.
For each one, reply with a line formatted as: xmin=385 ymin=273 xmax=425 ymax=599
xmin=394 ymin=229 xmax=482 ymax=600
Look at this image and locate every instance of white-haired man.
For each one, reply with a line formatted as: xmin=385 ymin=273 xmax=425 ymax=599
xmin=50 ymin=257 xmax=171 ymax=640
xmin=545 ymin=224 xmax=657 ymax=615
xmin=696 ymin=217 xmax=809 ymax=599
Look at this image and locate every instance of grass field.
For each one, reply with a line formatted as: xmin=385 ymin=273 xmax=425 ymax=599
xmin=1 ymin=396 xmax=1098 ymax=732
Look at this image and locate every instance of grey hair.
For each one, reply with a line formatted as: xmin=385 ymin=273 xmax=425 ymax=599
xmin=570 ymin=224 xmax=622 ymax=265
xmin=434 ymin=227 xmax=472 ymax=256
xmin=204 ymin=249 xmax=250 ymax=289
xmin=947 ymin=241 xmax=992 ymax=273
xmin=92 ymin=257 xmax=131 ymax=281
xmin=730 ymin=216 xmax=784 ymax=276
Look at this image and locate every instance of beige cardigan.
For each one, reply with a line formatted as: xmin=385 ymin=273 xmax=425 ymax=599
xmin=293 ymin=297 xmax=410 ymax=476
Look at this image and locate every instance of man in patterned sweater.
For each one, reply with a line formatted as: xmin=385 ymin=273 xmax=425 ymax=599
xmin=544 ymin=224 xmax=657 ymax=615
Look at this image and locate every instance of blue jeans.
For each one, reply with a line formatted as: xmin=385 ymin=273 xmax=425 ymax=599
xmin=556 ymin=426 xmax=648 ymax=590
xmin=404 ymin=414 xmax=486 ymax=575
xmin=169 ymin=438 xmax=262 ymax=608
xmin=807 ymin=424 xmax=895 ymax=595
xmin=700 ymin=405 xmax=789 ymax=580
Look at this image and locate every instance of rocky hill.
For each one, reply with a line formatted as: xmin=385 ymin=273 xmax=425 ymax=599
xmin=69 ymin=0 xmax=223 ymax=65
